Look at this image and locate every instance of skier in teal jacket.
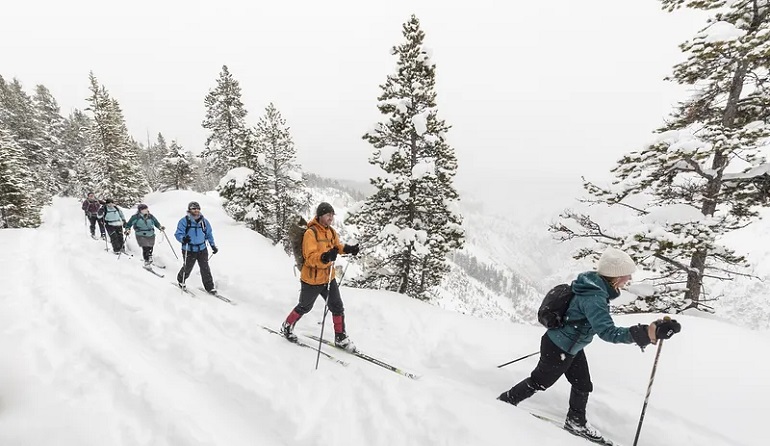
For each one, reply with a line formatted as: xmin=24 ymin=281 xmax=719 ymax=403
xmin=497 ymin=248 xmax=681 ymax=444
xmin=124 ymin=203 xmax=165 ymax=266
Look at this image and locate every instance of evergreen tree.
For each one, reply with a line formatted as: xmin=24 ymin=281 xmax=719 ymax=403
xmin=84 ymin=72 xmax=146 ymax=205
xmin=254 ymin=103 xmax=308 ymax=245
xmin=158 ymin=140 xmax=195 ymax=190
xmin=0 ymin=128 xmax=38 ymax=227
xmin=60 ymin=109 xmax=93 ymax=196
xmin=32 ymin=84 xmax=67 ymax=194
xmin=218 ymin=165 xmax=271 ymax=235
xmin=140 ymin=132 xmax=167 ymax=191
xmin=0 ymin=76 xmax=51 ymax=212
xmin=346 ymin=15 xmax=464 ymax=300
xmin=551 ymin=1 xmax=770 ymax=313
xmin=200 ymin=65 xmax=254 ymax=179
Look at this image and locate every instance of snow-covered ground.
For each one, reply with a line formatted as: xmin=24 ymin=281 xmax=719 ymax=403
xmin=0 ymin=191 xmax=765 ymax=446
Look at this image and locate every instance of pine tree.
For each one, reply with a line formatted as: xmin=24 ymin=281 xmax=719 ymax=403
xmin=158 ymin=140 xmax=195 ymax=190
xmin=0 ymin=77 xmax=51 ymax=212
xmin=346 ymin=15 xmax=465 ymax=300
xmin=140 ymin=132 xmax=168 ymax=191
xmin=200 ymin=65 xmax=254 ymax=180
xmin=550 ymin=1 xmax=770 ymax=313
xmin=0 ymin=128 xmax=38 ymax=227
xmin=254 ymin=103 xmax=308 ymax=245
xmin=60 ymin=109 xmax=92 ymax=196
xmin=84 ymin=72 xmax=146 ymax=205
xmin=218 ymin=165 xmax=271 ymax=234
xmin=33 ymin=84 xmax=67 ymax=194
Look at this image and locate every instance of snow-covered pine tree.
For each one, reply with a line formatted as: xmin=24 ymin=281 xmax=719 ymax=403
xmin=346 ymin=15 xmax=465 ymax=300
xmin=254 ymin=103 xmax=308 ymax=245
xmin=217 ymin=165 xmax=271 ymax=235
xmin=0 ymin=76 xmax=51 ymax=214
xmin=0 ymin=127 xmax=38 ymax=227
xmin=158 ymin=140 xmax=195 ymax=191
xmin=60 ymin=109 xmax=93 ymax=196
xmin=200 ymin=65 xmax=255 ymax=180
xmin=140 ymin=132 xmax=167 ymax=191
xmin=550 ymin=0 xmax=770 ymax=313
xmin=32 ymin=84 xmax=67 ymax=195
xmin=84 ymin=72 xmax=146 ymax=205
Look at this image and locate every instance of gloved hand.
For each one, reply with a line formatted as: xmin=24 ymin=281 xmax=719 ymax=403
xmin=653 ymin=318 xmax=681 ymax=340
xmin=629 ymin=324 xmax=651 ymax=348
xmin=211 ymin=245 xmax=219 ymax=254
xmin=320 ymin=247 xmax=339 ymax=264
xmin=344 ymin=243 xmax=360 ymax=256
xmin=160 ymin=226 xmax=165 ymax=231
xmin=124 ymin=229 xmax=130 ymax=236
xmin=182 ymin=235 xmax=191 ymax=244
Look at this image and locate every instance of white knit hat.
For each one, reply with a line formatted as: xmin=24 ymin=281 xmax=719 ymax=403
xmin=596 ymin=247 xmax=636 ymax=277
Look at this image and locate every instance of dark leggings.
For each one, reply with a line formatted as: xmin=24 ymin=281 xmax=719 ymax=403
xmin=293 ymin=279 xmax=344 ymax=316
xmin=502 ymin=334 xmax=593 ymax=422
xmin=177 ymin=249 xmax=214 ymax=291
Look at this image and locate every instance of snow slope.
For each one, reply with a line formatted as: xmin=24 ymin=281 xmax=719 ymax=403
xmin=0 ymin=191 xmax=765 ymax=446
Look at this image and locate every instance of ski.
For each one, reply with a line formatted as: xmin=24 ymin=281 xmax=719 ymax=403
xmin=171 ymin=282 xmax=196 ymax=296
xmin=529 ymin=412 xmax=617 ymax=446
xmin=198 ymin=288 xmax=236 ymax=305
xmin=142 ymin=265 xmax=165 ymax=278
xmin=304 ymin=334 xmax=420 ymax=380
xmin=261 ymin=326 xmax=348 ymax=366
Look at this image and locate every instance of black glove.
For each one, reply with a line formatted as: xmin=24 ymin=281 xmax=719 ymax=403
xmin=320 ymin=247 xmax=339 ymax=264
xmin=211 ymin=245 xmax=219 ymax=254
xmin=629 ymin=324 xmax=651 ymax=348
xmin=344 ymin=243 xmax=360 ymax=256
xmin=182 ymin=235 xmax=191 ymax=244
xmin=654 ymin=318 xmax=681 ymax=340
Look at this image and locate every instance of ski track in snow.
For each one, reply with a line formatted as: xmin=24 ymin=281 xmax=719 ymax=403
xmin=0 ymin=192 xmax=764 ymax=446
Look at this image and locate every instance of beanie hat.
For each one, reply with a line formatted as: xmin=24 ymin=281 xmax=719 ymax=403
xmin=105 ymin=198 xmax=114 ymax=204
xmin=597 ymin=247 xmax=636 ymax=277
xmin=316 ymin=202 xmax=335 ymax=217
xmin=138 ymin=203 xmax=148 ymax=211
xmin=188 ymin=201 xmax=200 ymax=210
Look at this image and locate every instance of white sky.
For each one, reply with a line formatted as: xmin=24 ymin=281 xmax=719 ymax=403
xmin=1 ymin=0 xmax=706 ymax=218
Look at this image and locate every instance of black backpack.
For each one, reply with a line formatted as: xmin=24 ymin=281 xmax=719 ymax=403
xmin=538 ymin=284 xmax=582 ymax=328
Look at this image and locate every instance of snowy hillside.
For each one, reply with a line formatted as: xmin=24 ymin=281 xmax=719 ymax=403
xmin=0 ymin=192 xmax=765 ymax=446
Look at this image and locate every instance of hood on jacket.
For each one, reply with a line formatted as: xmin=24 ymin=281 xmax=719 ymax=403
xmin=572 ymin=271 xmax=621 ymax=301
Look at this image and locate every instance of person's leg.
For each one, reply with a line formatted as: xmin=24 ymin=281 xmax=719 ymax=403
xmin=281 ymin=282 xmax=322 ymax=340
xmin=107 ymin=226 xmax=121 ymax=252
xmin=499 ymin=334 xmax=574 ymax=405
xmin=564 ymin=349 xmax=593 ymax=424
xmin=197 ymin=249 xmax=214 ymax=291
xmin=88 ymin=215 xmax=96 ymax=235
xmin=324 ymin=280 xmax=346 ymax=337
xmin=176 ymin=250 xmax=197 ymax=284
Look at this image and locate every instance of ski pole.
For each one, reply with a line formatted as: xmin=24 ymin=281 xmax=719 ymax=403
xmin=117 ymin=229 xmax=128 ymax=260
xmin=337 ymin=260 xmax=352 ymax=287
xmin=315 ymin=261 xmax=335 ymax=370
xmin=633 ymin=323 xmax=668 ymax=446
xmin=161 ymin=229 xmax=179 ymax=260
xmin=180 ymin=248 xmax=189 ymax=290
xmin=497 ymin=351 xmax=539 ymax=368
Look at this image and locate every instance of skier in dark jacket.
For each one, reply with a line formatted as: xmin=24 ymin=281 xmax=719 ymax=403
xmin=81 ymin=192 xmax=105 ymax=239
xmin=97 ymin=198 xmax=127 ymax=254
xmin=124 ymin=204 xmax=165 ymax=267
xmin=497 ymin=248 xmax=681 ymax=444
xmin=174 ymin=201 xmax=218 ymax=293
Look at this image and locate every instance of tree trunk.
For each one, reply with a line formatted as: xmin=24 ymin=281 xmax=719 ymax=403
xmin=685 ymin=58 xmax=748 ymax=308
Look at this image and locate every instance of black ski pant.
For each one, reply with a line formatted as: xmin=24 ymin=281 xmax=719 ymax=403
xmin=177 ymin=248 xmax=214 ymax=291
xmin=142 ymin=246 xmax=154 ymax=261
xmin=88 ymin=215 xmax=105 ymax=236
xmin=293 ymin=279 xmax=344 ymax=316
xmin=502 ymin=333 xmax=593 ymax=423
xmin=106 ymin=225 xmax=125 ymax=253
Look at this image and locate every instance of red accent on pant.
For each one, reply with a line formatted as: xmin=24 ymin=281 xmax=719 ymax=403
xmin=333 ymin=314 xmax=344 ymax=334
xmin=286 ymin=310 xmax=302 ymax=325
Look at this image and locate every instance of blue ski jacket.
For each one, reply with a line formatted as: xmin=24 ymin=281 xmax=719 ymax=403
xmin=174 ymin=213 xmax=215 ymax=252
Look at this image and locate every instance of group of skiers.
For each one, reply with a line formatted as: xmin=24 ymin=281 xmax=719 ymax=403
xmin=81 ymin=196 xmax=361 ymax=351
xmin=81 ymin=195 xmax=221 ymax=295
xmin=83 ymin=193 xmax=681 ymax=444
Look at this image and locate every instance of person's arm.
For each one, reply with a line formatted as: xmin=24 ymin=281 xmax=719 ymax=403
xmin=175 ymin=218 xmax=186 ymax=243
xmin=124 ymin=215 xmax=137 ymax=229
xmin=82 ymin=200 xmax=88 ymax=211
xmin=578 ymin=295 xmax=633 ymax=345
xmin=205 ymin=218 xmax=215 ymax=247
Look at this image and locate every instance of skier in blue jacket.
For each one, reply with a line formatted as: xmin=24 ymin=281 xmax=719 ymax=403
xmin=97 ymin=198 xmax=127 ymax=254
xmin=174 ymin=201 xmax=218 ymax=293
xmin=497 ymin=248 xmax=681 ymax=444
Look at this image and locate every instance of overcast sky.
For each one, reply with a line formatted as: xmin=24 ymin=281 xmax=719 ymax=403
xmin=1 ymin=0 xmax=706 ymax=218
